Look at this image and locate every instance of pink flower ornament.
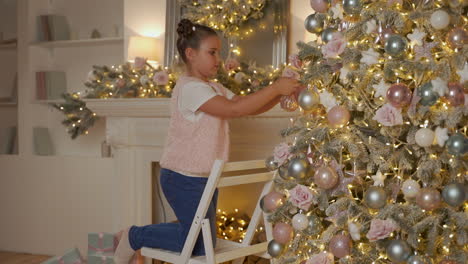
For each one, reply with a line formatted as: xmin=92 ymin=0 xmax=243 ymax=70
xmin=273 ymin=143 xmax=292 ymax=165
xmin=288 ymin=184 xmax=316 ymax=211
xmin=282 ymin=67 xmax=300 ymax=80
xmin=288 ymin=53 xmax=303 ymax=69
xmin=224 ymin=58 xmax=240 ymax=71
xmin=321 ymin=33 xmax=347 ymax=58
xmin=153 ymin=71 xmax=169 ymax=85
xmin=306 ymin=252 xmax=334 ymax=264
xmin=134 ymin=57 xmax=147 ymax=69
xmin=373 ymin=103 xmax=403 ymax=126
xmin=366 ymin=218 xmax=399 ymax=242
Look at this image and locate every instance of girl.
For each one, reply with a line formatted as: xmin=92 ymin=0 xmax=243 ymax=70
xmin=113 ymin=19 xmax=300 ymax=264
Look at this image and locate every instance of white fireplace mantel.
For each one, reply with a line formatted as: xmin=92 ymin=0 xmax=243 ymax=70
xmin=84 ymin=98 xmax=298 ymax=118
xmin=84 ymin=98 xmax=297 ymax=242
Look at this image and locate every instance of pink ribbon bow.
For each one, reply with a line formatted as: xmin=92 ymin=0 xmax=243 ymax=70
xmin=87 ymin=232 xmax=115 ymax=254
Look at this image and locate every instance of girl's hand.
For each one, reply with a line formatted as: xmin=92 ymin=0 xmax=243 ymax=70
xmin=272 ymin=77 xmax=301 ymax=96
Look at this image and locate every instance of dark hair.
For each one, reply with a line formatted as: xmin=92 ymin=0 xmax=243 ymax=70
xmin=176 ymin=19 xmax=218 ymax=63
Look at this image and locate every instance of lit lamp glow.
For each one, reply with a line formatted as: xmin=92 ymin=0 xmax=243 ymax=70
xmin=127 ymin=36 xmax=162 ymax=66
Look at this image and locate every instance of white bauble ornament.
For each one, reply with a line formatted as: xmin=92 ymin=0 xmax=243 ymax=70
xmin=430 ymin=10 xmax=450 ymax=30
xmin=402 ymin=179 xmax=421 ymax=198
xmin=292 ymin=213 xmax=308 ymax=231
xmin=415 ymin=128 xmax=435 ymax=147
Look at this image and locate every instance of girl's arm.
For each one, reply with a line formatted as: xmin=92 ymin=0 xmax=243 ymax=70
xmin=199 ymin=78 xmax=299 ymax=118
xmin=232 ymin=95 xmax=281 ymax=116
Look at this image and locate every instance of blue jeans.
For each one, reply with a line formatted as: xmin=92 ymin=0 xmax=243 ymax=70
xmin=128 ymin=168 xmax=218 ymax=256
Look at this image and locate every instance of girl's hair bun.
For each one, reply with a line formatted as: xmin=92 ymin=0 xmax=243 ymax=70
xmin=177 ymin=19 xmax=195 ymax=39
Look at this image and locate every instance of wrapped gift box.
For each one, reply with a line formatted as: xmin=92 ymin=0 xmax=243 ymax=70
xmin=41 ymin=247 xmax=84 ymax=264
xmin=41 ymin=256 xmax=59 ymax=264
xmin=88 ymin=232 xmax=117 ymax=256
xmin=59 ymin=248 xmax=85 ymax=264
xmin=87 ymin=254 xmax=115 ymax=264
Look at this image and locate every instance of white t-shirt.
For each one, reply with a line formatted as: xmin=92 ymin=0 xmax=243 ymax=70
xmin=178 ymin=81 xmax=236 ymax=122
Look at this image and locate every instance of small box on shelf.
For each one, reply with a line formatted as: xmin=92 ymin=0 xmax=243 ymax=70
xmin=37 ymin=14 xmax=70 ymax=42
xmin=0 ymin=126 xmax=17 ymax=155
xmin=36 ymin=71 xmax=67 ymax=100
xmin=33 ymin=126 xmax=55 ymax=156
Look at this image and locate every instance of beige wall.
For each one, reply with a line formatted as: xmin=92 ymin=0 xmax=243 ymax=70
xmin=0 ymin=155 xmax=115 ymax=256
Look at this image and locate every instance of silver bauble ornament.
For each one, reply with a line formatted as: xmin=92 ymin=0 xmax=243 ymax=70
xmin=305 ymin=14 xmax=324 ymax=34
xmin=267 ymin=240 xmax=285 ymax=257
xmin=384 ymin=35 xmax=407 ymax=57
xmin=386 ymin=239 xmax=412 ymax=263
xmin=448 ymin=0 xmax=463 ymax=8
xmin=298 ymin=89 xmax=320 ymax=111
xmin=442 ymin=183 xmax=466 ymax=207
xmin=407 ymin=255 xmax=430 ymax=264
xmin=446 ymin=133 xmax=467 ymax=156
xmin=265 ymin=156 xmax=278 ymax=171
xmin=278 ymin=164 xmax=293 ymax=180
xmin=321 ymin=28 xmax=337 ymax=43
xmin=418 ymin=82 xmax=439 ymax=106
xmin=342 ymin=0 xmax=362 ymax=15
xmin=288 ymin=158 xmax=311 ymax=180
xmin=306 ymin=214 xmax=323 ymax=235
xmin=364 ymin=186 xmax=387 ymax=209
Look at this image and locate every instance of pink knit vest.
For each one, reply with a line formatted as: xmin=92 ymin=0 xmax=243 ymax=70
xmin=159 ymin=76 xmax=230 ymax=175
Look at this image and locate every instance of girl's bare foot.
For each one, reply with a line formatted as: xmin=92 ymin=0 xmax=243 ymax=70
xmin=114 ymin=227 xmax=136 ymax=264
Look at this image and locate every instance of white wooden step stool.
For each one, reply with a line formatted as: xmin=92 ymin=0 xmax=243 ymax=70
xmin=141 ymin=159 xmax=275 ymax=264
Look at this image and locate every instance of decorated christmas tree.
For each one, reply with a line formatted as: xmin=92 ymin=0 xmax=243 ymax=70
xmin=262 ymin=0 xmax=467 ymax=263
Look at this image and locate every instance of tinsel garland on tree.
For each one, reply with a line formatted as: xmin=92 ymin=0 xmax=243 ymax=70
xmin=261 ymin=0 xmax=467 ymax=263
xmin=179 ymin=0 xmax=269 ymax=37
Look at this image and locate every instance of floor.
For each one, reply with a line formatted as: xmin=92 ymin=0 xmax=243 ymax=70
xmin=0 ymin=251 xmax=52 ymax=264
xmin=0 ymin=250 xmax=268 ymax=264
xmin=0 ymin=251 xmax=147 ymax=264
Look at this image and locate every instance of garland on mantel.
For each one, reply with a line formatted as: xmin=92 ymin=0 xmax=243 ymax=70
xmin=53 ymin=57 xmax=285 ymax=139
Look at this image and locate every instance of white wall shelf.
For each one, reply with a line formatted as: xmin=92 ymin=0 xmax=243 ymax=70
xmin=32 ymin=99 xmax=66 ymax=104
xmin=0 ymin=102 xmax=17 ymax=107
xmin=0 ymin=43 xmax=17 ymax=50
xmin=30 ymin=37 xmax=123 ymax=48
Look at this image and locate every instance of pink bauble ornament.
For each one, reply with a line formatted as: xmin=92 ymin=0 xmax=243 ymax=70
xmin=446 ymin=27 xmax=467 ymax=49
xmin=447 ymin=83 xmax=465 ymax=106
xmin=386 ymin=83 xmax=412 ymax=108
xmin=314 ymin=166 xmax=338 ymax=189
xmin=379 ymin=27 xmax=394 ymax=45
xmin=439 ymin=260 xmax=458 ymax=264
xmin=327 ymin=105 xmax=350 ymax=128
xmin=416 ymin=188 xmax=442 ymax=211
xmin=329 ymin=234 xmax=352 ymax=258
xmin=280 ymin=95 xmax=299 ymax=112
xmin=261 ymin=191 xmax=285 ymax=213
xmin=273 ymin=222 xmax=294 ymax=244
xmin=310 ymin=0 xmax=330 ymax=13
